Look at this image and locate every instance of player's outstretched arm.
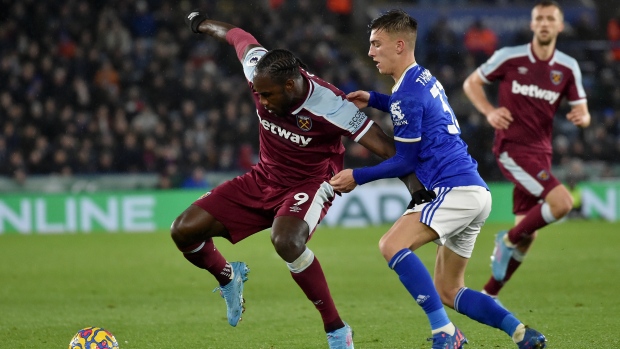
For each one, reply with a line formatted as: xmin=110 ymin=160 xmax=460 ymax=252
xmin=357 ymin=123 xmax=395 ymax=160
xmin=346 ymin=90 xmax=370 ymax=109
xmin=566 ymin=103 xmax=591 ymax=128
xmin=185 ymin=10 xmax=262 ymax=60
xmin=356 ymin=113 xmax=430 ymax=203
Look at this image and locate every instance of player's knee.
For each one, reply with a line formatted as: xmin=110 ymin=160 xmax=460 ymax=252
xmin=550 ymin=195 xmax=573 ymax=218
xmin=170 ymin=212 xmax=200 ymax=246
xmin=560 ymin=196 xmax=574 ymax=216
xmin=378 ymin=235 xmax=396 ymax=262
xmin=271 ymin=233 xmax=305 ymax=258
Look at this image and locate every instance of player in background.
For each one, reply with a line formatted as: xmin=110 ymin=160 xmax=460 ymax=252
xmin=330 ymin=9 xmax=546 ymax=349
xmin=463 ymin=0 xmax=590 ymax=304
xmin=172 ymin=10 xmax=432 ymax=349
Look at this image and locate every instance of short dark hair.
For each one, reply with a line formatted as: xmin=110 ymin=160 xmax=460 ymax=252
xmin=369 ymin=9 xmax=418 ymax=41
xmin=255 ymin=49 xmax=308 ymax=84
xmin=535 ymin=0 xmax=563 ymax=16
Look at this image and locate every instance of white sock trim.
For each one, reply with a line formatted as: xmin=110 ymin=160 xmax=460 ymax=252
xmin=431 ymin=323 xmax=455 ymax=336
xmin=512 ymin=323 xmax=526 ymax=343
xmin=287 ymin=248 xmax=314 ymax=273
xmin=541 ymin=202 xmax=557 ymax=224
xmin=185 ymin=241 xmax=205 ymax=254
xmin=512 ymin=248 xmax=526 ymax=262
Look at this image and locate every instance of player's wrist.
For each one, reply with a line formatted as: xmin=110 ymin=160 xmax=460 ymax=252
xmin=185 ymin=10 xmax=209 ymax=33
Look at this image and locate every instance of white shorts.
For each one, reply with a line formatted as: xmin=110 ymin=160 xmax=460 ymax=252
xmin=405 ymin=186 xmax=492 ymax=258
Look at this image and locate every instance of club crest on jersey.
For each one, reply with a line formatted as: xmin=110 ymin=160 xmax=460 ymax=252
xmin=390 ymin=100 xmax=408 ymax=126
xmin=296 ymin=114 xmax=312 ymax=131
xmin=550 ymin=70 xmax=563 ymax=85
xmin=247 ymin=54 xmax=261 ymax=67
xmin=537 ymin=170 xmax=550 ymax=181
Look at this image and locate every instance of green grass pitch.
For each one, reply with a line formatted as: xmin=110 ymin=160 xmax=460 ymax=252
xmin=1 ymin=220 xmax=619 ymax=348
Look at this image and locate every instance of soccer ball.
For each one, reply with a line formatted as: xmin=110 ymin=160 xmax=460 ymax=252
xmin=68 ymin=326 xmax=119 ymax=349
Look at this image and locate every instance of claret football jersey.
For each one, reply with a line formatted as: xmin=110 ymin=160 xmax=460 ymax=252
xmin=241 ymin=47 xmax=374 ymax=186
xmin=478 ymin=43 xmax=587 ymax=155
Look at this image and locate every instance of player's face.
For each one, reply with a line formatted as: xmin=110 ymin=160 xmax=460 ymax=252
xmin=530 ymin=5 xmax=564 ymax=46
xmin=253 ymin=74 xmax=295 ymax=116
xmin=368 ymin=29 xmax=398 ymax=76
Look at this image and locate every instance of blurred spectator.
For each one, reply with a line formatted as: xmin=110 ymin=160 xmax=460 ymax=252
xmin=423 ymin=17 xmax=461 ymax=70
xmin=327 ymin=0 xmax=352 ymax=34
xmin=0 ymin=0 xmax=616 ymax=189
xmin=464 ymin=19 xmax=498 ymax=65
xmin=607 ymin=11 xmax=620 ymax=61
xmin=182 ymin=166 xmax=210 ymax=189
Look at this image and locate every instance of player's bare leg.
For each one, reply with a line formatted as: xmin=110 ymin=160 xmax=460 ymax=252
xmin=171 ymin=205 xmax=249 ymax=326
xmin=271 ymin=216 xmax=352 ymax=348
xmin=485 ymin=184 xmax=573 ymax=298
xmin=379 ymin=213 xmax=467 ymax=348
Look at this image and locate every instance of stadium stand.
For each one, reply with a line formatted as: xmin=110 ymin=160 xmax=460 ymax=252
xmin=0 ymin=0 xmax=618 ymax=191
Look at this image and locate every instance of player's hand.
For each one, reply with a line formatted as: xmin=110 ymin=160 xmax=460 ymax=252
xmin=346 ymin=90 xmax=370 ymax=109
xmin=330 ymin=169 xmax=357 ymax=193
xmin=407 ymin=188 xmax=436 ymax=209
xmin=566 ymin=106 xmax=591 ymax=128
xmin=485 ymin=107 xmax=513 ymax=130
xmin=185 ymin=9 xmax=209 ymax=33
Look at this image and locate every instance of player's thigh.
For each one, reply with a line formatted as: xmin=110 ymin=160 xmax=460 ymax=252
xmin=274 ymin=180 xmax=335 ymax=241
xmin=193 ymin=172 xmax=273 ymax=244
xmin=412 ymin=186 xmax=491 ymax=259
xmin=171 ymin=204 xmax=228 ymax=244
xmin=379 ymin=212 xmax=439 ymax=261
xmin=496 ymin=151 xmax=561 ymax=214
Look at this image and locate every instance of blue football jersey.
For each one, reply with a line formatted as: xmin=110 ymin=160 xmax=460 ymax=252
xmin=390 ymin=63 xmax=487 ymax=190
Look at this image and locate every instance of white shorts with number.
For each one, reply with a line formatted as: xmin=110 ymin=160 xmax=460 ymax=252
xmin=405 ymin=185 xmax=492 ymax=258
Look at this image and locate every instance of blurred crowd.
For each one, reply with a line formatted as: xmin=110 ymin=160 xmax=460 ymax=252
xmin=0 ymin=0 xmax=619 ymax=189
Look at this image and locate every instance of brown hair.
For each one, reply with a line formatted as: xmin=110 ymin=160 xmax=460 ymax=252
xmin=369 ymin=9 xmax=418 ymax=45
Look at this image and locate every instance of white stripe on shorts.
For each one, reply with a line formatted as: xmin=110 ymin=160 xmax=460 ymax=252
xmin=421 ymin=187 xmax=451 ymax=227
xmin=304 ymin=182 xmax=334 ymax=234
xmin=499 ymin=151 xmax=544 ymax=196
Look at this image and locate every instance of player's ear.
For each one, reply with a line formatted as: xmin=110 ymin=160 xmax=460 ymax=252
xmin=396 ymin=39 xmax=405 ymax=54
xmin=284 ymin=78 xmax=296 ymax=92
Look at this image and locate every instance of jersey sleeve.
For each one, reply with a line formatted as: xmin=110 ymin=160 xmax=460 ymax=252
xmin=241 ymin=47 xmax=268 ymax=83
xmin=478 ymin=47 xmax=510 ymax=84
xmin=389 ymin=91 xmax=423 ymax=143
xmin=564 ymin=58 xmax=588 ymax=106
xmin=304 ymin=84 xmax=373 ymax=142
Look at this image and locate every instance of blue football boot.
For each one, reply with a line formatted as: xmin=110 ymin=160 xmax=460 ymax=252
xmin=326 ymin=322 xmax=354 ymax=349
xmin=491 ymin=230 xmax=514 ymax=281
xmin=516 ymin=327 xmax=547 ymax=349
xmin=427 ymin=327 xmax=468 ymax=349
xmin=213 ymin=261 xmax=249 ymax=327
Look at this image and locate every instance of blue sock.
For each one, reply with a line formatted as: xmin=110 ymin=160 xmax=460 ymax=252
xmin=454 ymin=287 xmax=521 ymax=336
xmin=389 ymin=248 xmax=450 ymax=330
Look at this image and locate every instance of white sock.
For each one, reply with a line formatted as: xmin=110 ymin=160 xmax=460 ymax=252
xmin=503 ymin=233 xmax=516 ymax=248
xmin=286 ymin=248 xmax=314 ymax=273
xmin=512 ymin=323 xmax=526 ymax=343
xmin=431 ymin=322 xmax=455 ymax=336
